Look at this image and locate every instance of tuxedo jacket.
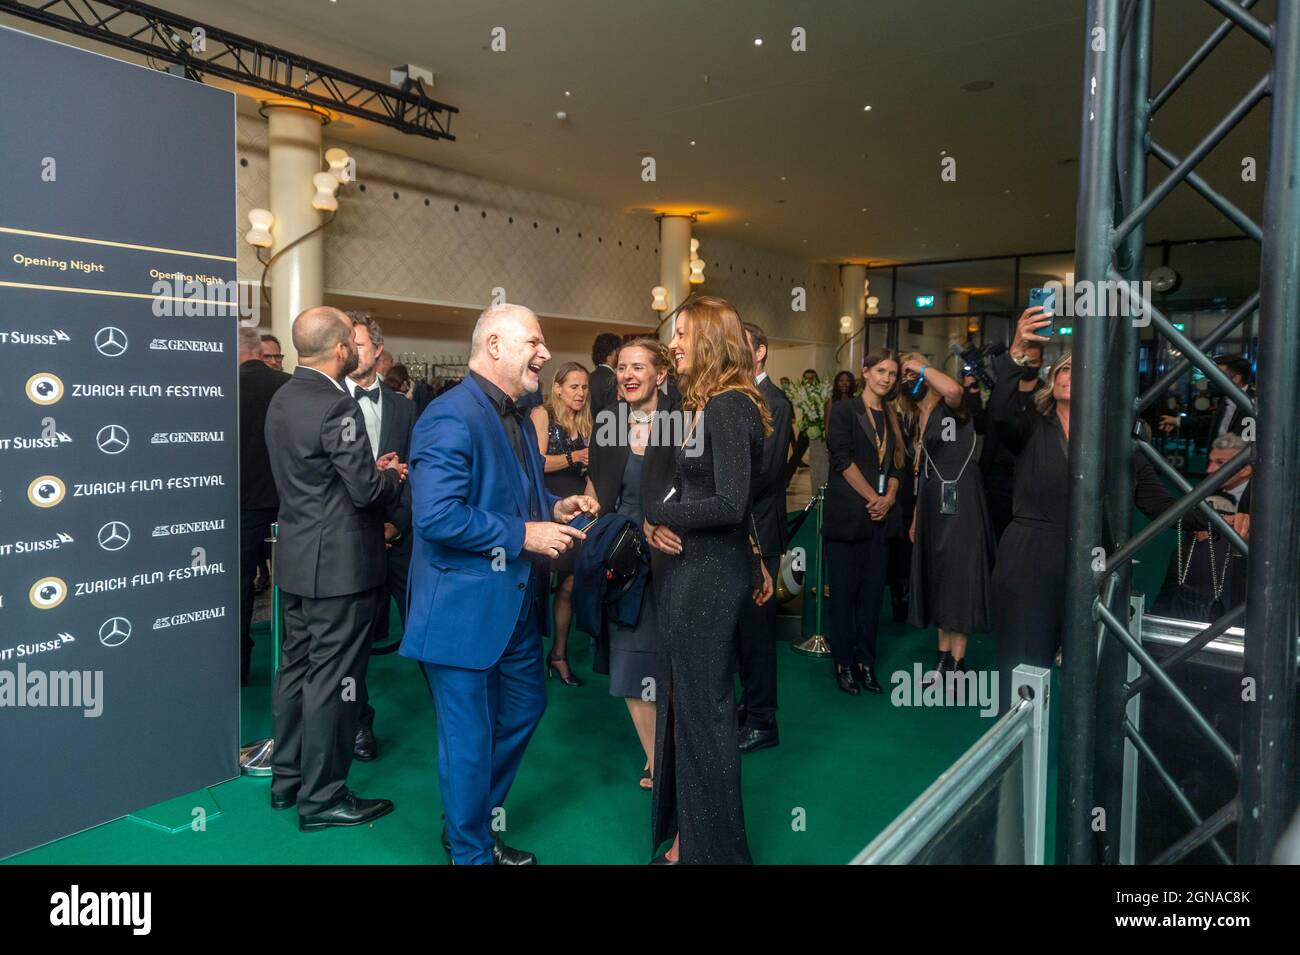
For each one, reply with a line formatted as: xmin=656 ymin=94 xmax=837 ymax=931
xmin=589 ymin=363 xmax=618 ymax=420
xmin=264 ymin=367 xmax=402 ymax=598
xmin=399 ymin=374 xmax=560 ymax=670
xmin=239 ymin=358 xmax=291 ymax=511
xmin=752 ymin=376 xmax=794 ymax=557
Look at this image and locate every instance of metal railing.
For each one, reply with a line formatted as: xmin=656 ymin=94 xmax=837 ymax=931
xmin=851 ymin=664 xmax=1051 ymax=865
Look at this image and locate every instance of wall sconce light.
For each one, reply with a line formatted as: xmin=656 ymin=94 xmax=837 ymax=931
xmin=839 ymin=315 xmax=853 ymax=334
xmin=863 ymin=278 xmax=871 ymax=294
xmin=688 ymin=237 xmax=706 ymax=285
xmin=312 ymin=171 xmax=340 ymax=212
xmin=651 ymin=286 xmax=669 ymax=311
xmin=325 ymin=147 xmax=354 ymax=184
xmin=245 ymin=208 xmax=274 ymax=248
xmin=866 ymin=294 xmax=880 ymax=317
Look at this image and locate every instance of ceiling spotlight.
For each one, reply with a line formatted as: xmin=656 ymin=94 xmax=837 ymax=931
xmin=754 ymin=37 xmax=763 ymax=46
xmin=564 ymin=90 xmax=571 ymax=96
xmin=689 ymin=140 xmax=697 ymax=146
xmin=863 ymin=105 xmax=873 ymax=111
xmin=556 ymin=111 xmax=568 ymax=121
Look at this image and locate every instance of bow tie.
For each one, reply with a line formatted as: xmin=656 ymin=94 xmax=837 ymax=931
xmin=356 ymin=386 xmax=381 ymax=403
xmin=502 ymin=398 xmax=526 ymax=422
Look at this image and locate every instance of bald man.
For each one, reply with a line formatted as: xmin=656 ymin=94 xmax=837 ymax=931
xmin=264 ymin=306 xmax=408 ymax=831
xmin=400 ymin=304 xmax=598 ymax=865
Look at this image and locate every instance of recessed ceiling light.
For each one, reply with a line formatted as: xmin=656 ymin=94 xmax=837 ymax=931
xmin=860 ymin=207 xmax=867 ymax=212
xmin=754 ymin=37 xmax=763 ymax=46
xmin=689 ymin=140 xmax=696 ymax=146
xmin=780 ymin=176 xmax=786 ymax=181
xmin=564 ymin=90 xmax=571 ymax=96
xmin=863 ymin=105 xmax=872 ymax=111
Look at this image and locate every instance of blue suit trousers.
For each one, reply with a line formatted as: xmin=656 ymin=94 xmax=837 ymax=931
xmin=423 ymin=578 xmax=547 ymax=865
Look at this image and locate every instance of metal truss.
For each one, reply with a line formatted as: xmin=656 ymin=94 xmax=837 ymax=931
xmin=1067 ymin=0 xmax=1299 ymax=865
xmin=0 ymin=0 xmax=458 ymax=140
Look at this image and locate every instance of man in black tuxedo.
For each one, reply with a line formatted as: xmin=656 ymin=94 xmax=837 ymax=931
xmin=588 ymin=332 xmax=622 ymax=420
xmin=344 ymin=316 xmax=417 ymax=762
xmin=737 ymin=322 xmax=793 ymax=753
xmin=264 ymin=306 xmax=407 ymax=831
xmin=238 ymin=326 xmax=290 ymax=686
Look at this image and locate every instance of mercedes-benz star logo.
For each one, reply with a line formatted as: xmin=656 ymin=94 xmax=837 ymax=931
xmin=99 ymin=616 xmax=132 ymax=647
xmin=96 ymin=424 xmax=129 ymax=455
xmin=94 ymin=326 xmax=128 ymax=357
xmin=97 ymin=521 xmax=130 ymax=551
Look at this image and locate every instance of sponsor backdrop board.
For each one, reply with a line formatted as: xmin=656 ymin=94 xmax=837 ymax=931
xmin=0 ymin=26 xmax=239 ymax=858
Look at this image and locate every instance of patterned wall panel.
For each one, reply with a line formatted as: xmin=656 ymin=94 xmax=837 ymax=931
xmin=235 ymin=114 xmax=839 ymax=345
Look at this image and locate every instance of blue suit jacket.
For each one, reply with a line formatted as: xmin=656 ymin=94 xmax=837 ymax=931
xmin=399 ymin=375 xmax=560 ymax=669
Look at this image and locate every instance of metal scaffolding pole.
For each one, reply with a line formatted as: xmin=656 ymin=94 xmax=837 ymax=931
xmin=1238 ymin=0 xmax=1300 ymax=864
xmin=1062 ymin=0 xmax=1122 ymax=865
xmin=1095 ymin=0 xmax=1152 ymax=866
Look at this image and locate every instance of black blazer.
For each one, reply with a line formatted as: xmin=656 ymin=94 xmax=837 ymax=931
xmin=823 ymin=396 xmax=904 ymax=541
xmin=589 ymin=364 xmax=618 ymax=421
xmin=239 ymin=358 xmax=290 ymax=511
xmin=588 ymin=392 xmax=681 ymax=516
xmin=265 ymin=367 xmax=403 ymax=598
xmin=752 ymin=376 xmax=793 ymax=557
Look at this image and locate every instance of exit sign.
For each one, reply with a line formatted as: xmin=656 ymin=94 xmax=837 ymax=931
xmin=915 ymin=295 xmax=936 ymax=308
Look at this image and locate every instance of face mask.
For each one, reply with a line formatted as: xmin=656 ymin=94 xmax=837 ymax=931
xmin=908 ymin=378 xmax=929 ymax=401
xmin=1022 ymin=366 xmax=1042 ymax=382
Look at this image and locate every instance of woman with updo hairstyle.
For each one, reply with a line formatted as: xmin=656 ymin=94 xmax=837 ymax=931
xmin=642 ymin=295 xmax=772 ymax=864
xmin=384 ymin=362 xmax=413 ymax=398
xmin=584 ymin=336 xmax=679 ymax=791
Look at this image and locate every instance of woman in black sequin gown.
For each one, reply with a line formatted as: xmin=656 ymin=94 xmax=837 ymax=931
xmin=643 ymin=296 xmax=772 ymax=865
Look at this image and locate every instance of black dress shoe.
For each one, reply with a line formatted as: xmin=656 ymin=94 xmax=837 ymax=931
xmin=835 ymin=664 xmax=860 ymax=696
xmin=298 ymin=791 xmax=394 ymax=832
xmin=354 ymin=727 xmax=377 ymax=762
xmin=737 ymin=723 xmax=779 ymax=754
xmin=270 ymin=790 xmax=297 ymax=811
xmin=854 ymin=663 xmax=883 ymax=694
xmin=441 ymin=825 xmax=537 ymax=865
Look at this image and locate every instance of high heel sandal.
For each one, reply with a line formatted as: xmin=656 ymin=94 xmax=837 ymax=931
xmin=640 ymin=767 xmax=653 ymax=790
xmin=546 ymin=654 xmax=583 ymax=687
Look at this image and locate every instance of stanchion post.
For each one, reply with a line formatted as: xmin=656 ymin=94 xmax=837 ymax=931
xmin=238 ymin=521 xmax=279 ymax=776
xmin=792 ymin=484 xmax=832 ymax=657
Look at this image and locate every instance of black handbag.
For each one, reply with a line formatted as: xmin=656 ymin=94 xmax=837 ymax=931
xmin=603 ymin=521 xmax=646 ymax=602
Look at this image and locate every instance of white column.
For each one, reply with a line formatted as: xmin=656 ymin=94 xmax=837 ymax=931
xmin=266 ymin=105 xmax=326 ymax=370
xmin=839 ymin=263 xmax=867 ymax=371
xmin=658 ymin=215 xmax=692 ymax=342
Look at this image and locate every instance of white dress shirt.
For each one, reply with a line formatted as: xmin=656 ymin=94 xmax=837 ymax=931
xmin=302 ymin=365 xmax=345 ymax=392
xmin=347 ymin=375 xmax=384 ymax=462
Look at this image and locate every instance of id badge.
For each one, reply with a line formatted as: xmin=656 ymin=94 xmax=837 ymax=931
xmin=940 ymin=480 xmax=959 ymax=516
xmin=877 ymin=472 xmax=887 ymax=495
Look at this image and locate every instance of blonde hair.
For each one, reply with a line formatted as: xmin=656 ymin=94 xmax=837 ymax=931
xmin=545 ymin=362 xmax=592 ymax=441
xmin=1034 ymin=350 xmax=1072 ymax=417
xmin=677 ymin=296 xmax=772 ymax=434
xmin=861 ymin=347 xmax=906 ymax=469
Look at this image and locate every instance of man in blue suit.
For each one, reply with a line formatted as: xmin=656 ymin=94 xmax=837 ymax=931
xmin=401 ymin=304 xmax=599 ymax=865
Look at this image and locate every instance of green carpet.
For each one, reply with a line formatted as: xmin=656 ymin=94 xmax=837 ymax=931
xmin=7 ymin=612 xmax=999 ymax=866
xmin=7 ymin=508 xmax=1176 ymax=865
